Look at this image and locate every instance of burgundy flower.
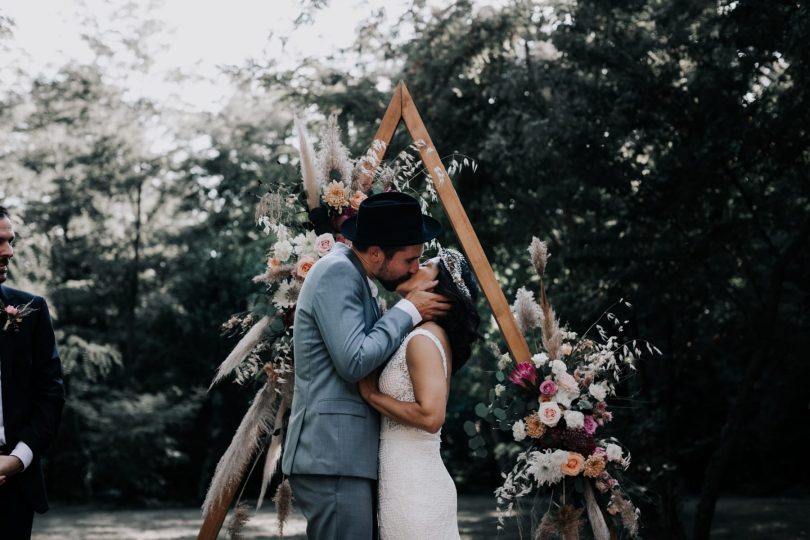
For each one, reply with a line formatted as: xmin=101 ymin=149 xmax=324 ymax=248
xmin=508 ymin=362 xmax=538 ymax=388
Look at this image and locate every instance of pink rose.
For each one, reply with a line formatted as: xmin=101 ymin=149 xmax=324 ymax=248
xmin=538 ymin=402 xmax=562 ymax=427
xmin=583 ymin=415 xmax=598 ymax=435
xmin=508 ymin=362 xmax=538 ymax=388
xmin=539 ymin=379 xmax=558 ymax=396
xmin=294 ymin=255 xmax=316 ymax=281
xmin=5 ymin=305 xmax=18 ymax=317
xmin=315 ymin=233 xmax=335 ymax=256
xmin=593 ymin=447 xmax=607 ymax=459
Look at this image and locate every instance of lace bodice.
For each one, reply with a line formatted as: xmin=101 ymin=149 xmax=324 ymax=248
xmin=378 ymin=328 xmax=448 ymax=439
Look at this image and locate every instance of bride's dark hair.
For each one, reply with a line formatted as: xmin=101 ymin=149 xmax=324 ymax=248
xmin=432 ymin=257 xmax=482 ymax=374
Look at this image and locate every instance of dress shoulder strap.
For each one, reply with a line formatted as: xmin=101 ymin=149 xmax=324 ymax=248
xmin=405 ymin=328 xmax=448 ymax=377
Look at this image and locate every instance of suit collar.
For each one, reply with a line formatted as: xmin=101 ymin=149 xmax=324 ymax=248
xmin=334 ymin=243 xmax=380 ymax=318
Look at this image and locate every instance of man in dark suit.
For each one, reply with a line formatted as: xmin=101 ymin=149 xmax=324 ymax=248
xmin=0 ymin=206 xmax=64 ymax=539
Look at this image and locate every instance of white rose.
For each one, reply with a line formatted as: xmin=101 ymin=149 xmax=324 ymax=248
xmin=513 ymin=420 xmax=527 ymax=441
xmin=495 ymin=384 xmax=506 ymax=397
xmin=498 ymin=353 xmax=511 ymax=371
xmin=531 ymin=352 xmax=549 ymax=368
xmin=315 ymin=233 xmax=335 ymax=256
xmin=550 ymin=360 xmax=567 ymax=376
xmin=538 ymin=402 xmax=562 ymax=427
xmin=273 ymin=240 xmax=294 ymax=262
xmin=556 ymin=372 xmax=578 ymax=393
xmin=554 ymin=391 xmax=576 ymax=408
xmin=606 ymin=443 xmax=623 ymax=462
xmin=589 ymin=382 xmax=608 ymax=401
xmin=563 ymin=410 xmax=584 ymax=429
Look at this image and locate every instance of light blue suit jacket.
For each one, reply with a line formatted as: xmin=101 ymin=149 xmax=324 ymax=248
xmin=281 ymin=243 xmax=413 ymax=479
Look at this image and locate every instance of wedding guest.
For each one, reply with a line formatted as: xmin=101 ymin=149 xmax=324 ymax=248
xmin=0 ymin=206 xmax=65 ymax=540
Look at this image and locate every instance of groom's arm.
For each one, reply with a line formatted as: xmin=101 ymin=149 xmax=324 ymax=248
xmin=313 ymin=270 xmax=412 ymax=383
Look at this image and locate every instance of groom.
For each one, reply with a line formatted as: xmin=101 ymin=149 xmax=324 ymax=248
xmin=282 ymin=192 xmax=449 ymax=539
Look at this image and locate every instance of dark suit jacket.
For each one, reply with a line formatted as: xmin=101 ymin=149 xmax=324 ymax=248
xmin=0 ymin=284 xmax=64 ymax=513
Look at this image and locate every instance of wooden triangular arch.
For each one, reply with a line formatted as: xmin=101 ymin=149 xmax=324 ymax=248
xmin=367 ymin=81 xmax=532 ymax=364
xmin=197 ymin=81 xmax=531 ymax=540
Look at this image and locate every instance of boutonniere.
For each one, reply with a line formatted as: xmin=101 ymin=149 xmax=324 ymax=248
xmin=0 ymin=299 xmax=37 ymax=333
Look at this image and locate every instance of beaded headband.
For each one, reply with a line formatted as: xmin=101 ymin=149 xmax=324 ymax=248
xmin=438 ymin=248 xmax=472 ymax=300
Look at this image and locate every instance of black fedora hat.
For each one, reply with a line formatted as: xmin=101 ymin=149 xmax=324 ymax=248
xmin=341 ymin=192 xmax=442 ymax=246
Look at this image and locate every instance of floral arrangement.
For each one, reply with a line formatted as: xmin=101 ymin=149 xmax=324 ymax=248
xmin=0 ymin=299 xmax=36 ymax=332
xmin=477 ymin=237 xmax=660 ymax=539
xmin=203 ymin=111 xmax=473 ymax=538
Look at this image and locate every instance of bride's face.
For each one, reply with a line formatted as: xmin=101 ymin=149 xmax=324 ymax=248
xmin=396 ymin=256 xmax=440 ymax=295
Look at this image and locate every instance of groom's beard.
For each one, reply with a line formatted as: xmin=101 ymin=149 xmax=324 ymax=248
xmin=378 ymin=274 xmax=410 ymax=292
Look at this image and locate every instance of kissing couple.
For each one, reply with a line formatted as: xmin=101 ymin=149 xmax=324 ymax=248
xmin=282 ymin=191 xmax=481 ymax=539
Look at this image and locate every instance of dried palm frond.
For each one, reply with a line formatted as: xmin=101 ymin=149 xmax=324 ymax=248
xmin=210 ymin=316 xmax=272 ymax=388
xmin=201 ymin=380 xmax=278 ymax=517
xmin=584 ymin=481 xmax=611 ymax=540
xmin=255 ymin=193 xmax=284 ymax=224
xmin=274 ymin=478 xmax=294 ymax=538
xmin=295 ymin=116 xmax=320 ymax=210
xmin=226 ymin=501 xmax=251 ymax=540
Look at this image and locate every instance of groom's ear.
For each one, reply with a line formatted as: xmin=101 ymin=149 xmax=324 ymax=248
xmin=366 ymin=246 xmax=384 ymax=263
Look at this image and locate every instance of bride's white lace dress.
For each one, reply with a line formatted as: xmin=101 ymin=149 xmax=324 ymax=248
xmin=378 ymin=328 xmax=460 ymax=540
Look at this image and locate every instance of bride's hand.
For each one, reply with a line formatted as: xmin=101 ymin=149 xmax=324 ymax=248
xmin=358 ymin=370 xmax=379 ymax=400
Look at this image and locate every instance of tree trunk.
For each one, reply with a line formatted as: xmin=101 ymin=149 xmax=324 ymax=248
xmin=125 ymin=181 xmax=143 ymax=362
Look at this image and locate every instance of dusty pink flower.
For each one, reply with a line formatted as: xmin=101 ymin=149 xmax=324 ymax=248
xmin=593 ymin=447 xmax=607 ymax=459
xmin=4 ymin=306 xmax=18 ymax=317
xmin=315 ymin=233 xmax=335 ymax=256
xmin=508 ymin=362 xmax=538 ymax=388
xmin=583 ymin=415 xmax=598 ymax=435
xmin=538 ymin=402 xmax=562 ymax=427
xmin=556 ymin=372 xmax=578 ymax=393
xmin=539 ymin=379 xmax=558 ymax=396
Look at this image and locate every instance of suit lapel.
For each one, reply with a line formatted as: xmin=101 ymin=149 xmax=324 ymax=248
xmin=340 ymin=244 xmax=380 ymax=321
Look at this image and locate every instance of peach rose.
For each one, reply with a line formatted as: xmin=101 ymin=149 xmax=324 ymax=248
xmin=350 ymin=190 xmax=368 ymax=210
xmin=294 ymin=255 xmax=316 ymax=280
xmin=561 ymin=452 xmax=585 ymax=476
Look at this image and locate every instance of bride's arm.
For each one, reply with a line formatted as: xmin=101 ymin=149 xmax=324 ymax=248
xmin=358 ymin=334 xmax=450 ymax=434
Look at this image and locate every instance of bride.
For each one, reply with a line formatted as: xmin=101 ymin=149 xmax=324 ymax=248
xmin=359 ymin=248 xmax=481 ymax=540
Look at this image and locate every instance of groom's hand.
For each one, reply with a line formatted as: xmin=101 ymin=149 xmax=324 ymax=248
xmin=0 ymin=455 xmax=24 ymax=485
xmin=405 ymin=280 xmax=452 ymax=322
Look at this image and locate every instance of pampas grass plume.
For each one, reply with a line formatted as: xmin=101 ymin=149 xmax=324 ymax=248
xmin=226 ymin=501 xmax=251 ymax=540
xmin=295 ymin=116 xmax=320 ymax=210
xmin=529 ymin=237 xmax=549 ymax=277
xmin=536 ymin=504 xmax=583 ymax=540
xmin=274 ymin=479 xmax=294 ymax=538
xmin=513 ymin=287 xmax=544 ymax=333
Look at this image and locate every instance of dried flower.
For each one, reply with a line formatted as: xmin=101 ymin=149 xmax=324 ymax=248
xmin=273 ymin=281 xmax=301 ymax=310
xmin=322 ymin=180 xmax=349 ymax=211
xmin=525 ymin=413 xmax=546 ymax=438
xmin=589 ymin=382 xmax=609 ymax=401
xmin=528 ymin=237 xmax=549 ymax=277
xmin=536 ymin=504 xmax=583 ymax=540
xmin=583 ymin=455 xmax=606 ymax=478
xmin=561 ymin=452 xmax=585 ymax=476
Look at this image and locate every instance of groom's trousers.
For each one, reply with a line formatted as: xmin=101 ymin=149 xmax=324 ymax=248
xmin=0 ymin=475 xmax=35 ymax=539
xmin=290 ymin=474 xmax=375 ymax=540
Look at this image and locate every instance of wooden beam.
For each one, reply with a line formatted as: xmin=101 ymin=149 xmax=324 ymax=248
xmin=397 ymin=82 xmax=532 ymax=364
xmin=197 ymin=481 xmax=238 ymax=540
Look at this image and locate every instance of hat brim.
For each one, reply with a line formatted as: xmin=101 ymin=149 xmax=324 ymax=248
xmin=341 ymin=214 xmax=442 ymax=246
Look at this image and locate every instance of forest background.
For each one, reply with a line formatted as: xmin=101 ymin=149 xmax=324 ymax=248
xmin=0 ymin=1 xmax=807 ymax=539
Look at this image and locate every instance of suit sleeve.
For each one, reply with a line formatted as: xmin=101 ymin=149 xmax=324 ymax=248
xmin=18 ymin=297 xmax=65 ymax=456
xmin=312 ymin=268 xmax=412 ymax=383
